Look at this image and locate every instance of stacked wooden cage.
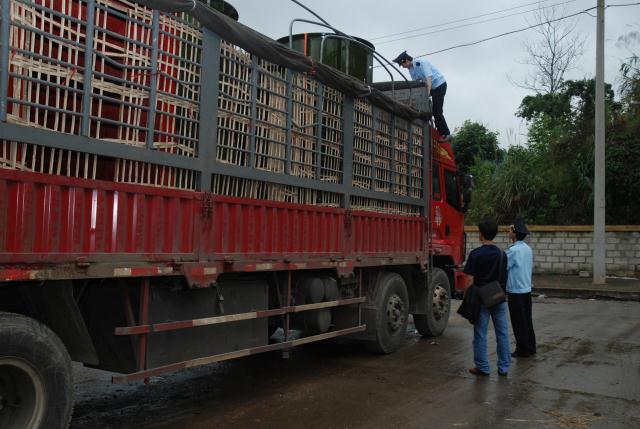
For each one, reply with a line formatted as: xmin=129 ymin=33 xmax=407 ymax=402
xmin=1 ymin=0 xmax=426 ymax=214
xmin=351 ymin=98 xmax=424 ymax=216
xmin=213 ymin=38 xmax=346 ymax=207
xmin=3 ymin=0 xmax=200 ymax=189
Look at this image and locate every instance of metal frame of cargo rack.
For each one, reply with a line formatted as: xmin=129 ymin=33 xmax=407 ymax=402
xmin=0 ymin=1 xmax=430 ymax=214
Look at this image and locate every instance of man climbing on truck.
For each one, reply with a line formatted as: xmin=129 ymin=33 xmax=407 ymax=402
xmin=393 ymin=51 xmax=452 ymax=141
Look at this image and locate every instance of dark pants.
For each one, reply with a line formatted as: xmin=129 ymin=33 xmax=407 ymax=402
xmin=430 ymin=82 xmax=450 ymax=137
xmin=507 ymin=292 xmax=536 ymax=356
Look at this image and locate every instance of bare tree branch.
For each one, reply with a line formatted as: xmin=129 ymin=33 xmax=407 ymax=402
xmin=514 ymin=4 xmax=586 ymax=94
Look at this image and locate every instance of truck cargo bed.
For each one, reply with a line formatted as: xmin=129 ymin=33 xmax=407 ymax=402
xmin=0 ymin=0 xmax=431 ymax=282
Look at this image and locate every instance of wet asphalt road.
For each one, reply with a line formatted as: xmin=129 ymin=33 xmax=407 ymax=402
xmin=70 ymin=298 xmax=640 ymax=429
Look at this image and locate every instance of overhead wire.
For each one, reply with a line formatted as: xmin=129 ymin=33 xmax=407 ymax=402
xmin=416 ymin=2 xmax=640 ymax=58
xmin=369 ymin=1 xmax=640 ymax=69
xmin=369 ymin=0 xmax=563 ymax=42
xmin=416 ymin=6 xmax=596 ymax=57
xmin=374 ymin=0 xmax=581 ymax=46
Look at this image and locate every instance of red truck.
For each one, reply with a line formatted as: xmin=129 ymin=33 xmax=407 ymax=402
xmin=0 ymin=1 xmax=469 ymax=428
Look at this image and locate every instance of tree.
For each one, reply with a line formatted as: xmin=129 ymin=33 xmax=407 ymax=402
xmin=608 ymin=35 xmax=640 ymax=224
xmin=451 ymin=120 xmax=503 ymax=173
xmin=511 ymin=76 xmax=638 ymax=225
xmin=513 ymin=5 xmax=585 ymax=94
xmin=617 ymin=29 xmax=640 ymax=114
xmin=464 ymin=159 xmax=498 ymax=224
xmin=491 ymin=145 xmax=548 ymax=224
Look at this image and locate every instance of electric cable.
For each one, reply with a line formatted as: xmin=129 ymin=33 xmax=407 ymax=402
xmin=374 ymin=0 xmax=581 ymax=46
xmin=370 ymin=1 xmax=640 ymax=68
xmin=417 ymin=2 xmax=640 ymax=58
xmin=416 ymin=6 xmax=596 ymax=57
xmin=369 ymin=0 xmax=567 ymax=42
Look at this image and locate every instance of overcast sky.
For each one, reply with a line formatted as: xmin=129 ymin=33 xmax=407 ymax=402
xmin=225 ymin=0 xmax=639 ymax=147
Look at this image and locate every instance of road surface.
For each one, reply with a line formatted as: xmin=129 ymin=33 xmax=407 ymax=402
xmin=71 ymin=297 xmax=640 ymax=428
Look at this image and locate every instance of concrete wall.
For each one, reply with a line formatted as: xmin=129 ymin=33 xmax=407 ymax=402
xmin=464 ymin=226 xmax=640 ymax=278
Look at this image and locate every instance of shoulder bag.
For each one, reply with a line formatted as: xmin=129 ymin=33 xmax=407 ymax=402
xmin=476 ymin=249 xmax=506 ymax=308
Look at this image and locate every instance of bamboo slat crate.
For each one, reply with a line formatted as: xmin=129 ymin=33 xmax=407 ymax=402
xmin=4 ymin=0 xmax=200 ymax=189
xmin=0 ymin=139 xmax=197 ymax=189
xmin=1 ymin=0 xmax=426 ymax=212
xmin=410 ymin=124 xmax=424 ymax=199
xmin=352 ymin=98 xmax=373 ymax=190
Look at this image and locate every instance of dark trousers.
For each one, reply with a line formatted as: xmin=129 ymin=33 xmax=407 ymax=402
xmin=430 ymin=82 xmax=450 ymax=137
xmin=507 ymin=292 xmax=536 ymax=356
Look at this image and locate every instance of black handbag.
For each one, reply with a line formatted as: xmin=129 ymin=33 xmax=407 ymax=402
xmin=477 ymin=250 xmax=506 ymax=308
xmin=457 ymin=284 xmax=481 ymax=324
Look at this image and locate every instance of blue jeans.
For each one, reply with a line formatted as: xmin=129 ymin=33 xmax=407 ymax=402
xmin=473 ymin=301 xmax=511 ymax=374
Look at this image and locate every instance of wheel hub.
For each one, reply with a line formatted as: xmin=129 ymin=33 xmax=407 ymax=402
xmin=386 ymin=293 xmax=406 ymax=332
xmin=0 ymin=358 xmax=46 ymax=429
xmin=432 ymin=285 xmax=450 ymax=321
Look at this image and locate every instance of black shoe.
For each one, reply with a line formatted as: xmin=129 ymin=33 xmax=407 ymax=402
xmin=498 ymin=371 xmax=508 ymax=376
xmin=469 ymin=367 xmax=489 ymax=376
xmin=511 ymin=351 xmax=531 ymax=358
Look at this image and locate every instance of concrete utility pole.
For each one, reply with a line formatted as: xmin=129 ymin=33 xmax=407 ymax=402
xmin=593 ymin=0 xmax=606 ymax=284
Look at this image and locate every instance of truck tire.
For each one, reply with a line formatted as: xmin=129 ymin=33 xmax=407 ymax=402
xmin=413 ymin=268 xmax=451 ymax=337
xmin=366 ymin=273 xmax=409 ymax=354
xmin=0 ymin=312 xmax=73 ymax=429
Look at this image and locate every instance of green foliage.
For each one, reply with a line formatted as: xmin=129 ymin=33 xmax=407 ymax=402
xmin=606 ymin=103 xmax=640 ymax=224
xmin=517 ymin=92 xmax=571 ymax=123
xmin=464 ymin=160 xmax=497 ymax=224
xmin=619 ymin=54 xmax=640 ymax=116
xmin=451 ymin=120 xmax=504 ymax=172
xmin=464 ymin=73 xmax=639 ymax=225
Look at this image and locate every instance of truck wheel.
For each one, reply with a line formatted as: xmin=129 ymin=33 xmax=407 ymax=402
xmin=366 ymin=273 xmax=409 ymax=354
xmin=0 ymin=312 xmax=73 ymax=429
xmin=413 ymin=268 xmax=451 ymax=337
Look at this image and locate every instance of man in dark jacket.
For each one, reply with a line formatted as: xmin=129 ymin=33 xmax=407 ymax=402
xmin=463 ymin=217 xmax=511 ymax=376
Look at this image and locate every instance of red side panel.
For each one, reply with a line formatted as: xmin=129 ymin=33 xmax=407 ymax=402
xmin=351 ymin=211 xmax=425 ymax=255
xmin=0 ymin=169 xmax=427 ymax=270
xmin=0 ymin=169 xmax=198 ymax=262
xmin=200 ymin=197 xmax=346 ymax=257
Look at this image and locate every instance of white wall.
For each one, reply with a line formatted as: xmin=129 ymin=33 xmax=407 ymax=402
xmin=464 ymin=227 xmax=640 ymax=278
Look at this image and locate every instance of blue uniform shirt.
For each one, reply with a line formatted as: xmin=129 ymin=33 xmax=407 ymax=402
xmin=409 ymin=59 xmax=446 ymax=89
xmin=505 ymin=240 xmax=533 ymax=293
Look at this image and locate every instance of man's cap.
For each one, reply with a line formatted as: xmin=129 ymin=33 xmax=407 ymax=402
xmin=512 ymin=218 xmax=530 ymax=235
xmin=393 ymin=51 xmax=410 ymax=64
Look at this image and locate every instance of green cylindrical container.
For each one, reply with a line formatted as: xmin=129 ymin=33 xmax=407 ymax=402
xmin=201 ymin=0 xmax=239 ymax=20
xmin=277 ymin=33 xmax=374 ymax=83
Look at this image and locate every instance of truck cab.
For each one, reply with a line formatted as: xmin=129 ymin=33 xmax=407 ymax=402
xmin=431 ymin=139 xmax=470 ymax=295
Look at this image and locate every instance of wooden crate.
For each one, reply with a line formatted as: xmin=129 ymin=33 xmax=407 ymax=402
xmin=7 ymin=0 xmax=201 ymax=152
xmin=3 ymin=1 xmax=423 ymax=206
xmin=213 ymin=174 xmax=340 ymax=207
xmin=0 ymin=139 xmax=196 ymax=189
xmin=350 ymin=196 xmax=420 ymax=216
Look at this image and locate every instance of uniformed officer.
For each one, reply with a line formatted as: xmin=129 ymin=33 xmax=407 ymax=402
xmin=506 ymin=218 xmax=537 ymax=358
xmin=393 ymin=51 xmax=451 ymax=141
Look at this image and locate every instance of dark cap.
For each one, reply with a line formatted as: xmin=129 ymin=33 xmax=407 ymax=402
xmin=512 ymin=218 xmax=530 ymax=235
xmin=393 ymin=51 xmax=411 ymax=64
